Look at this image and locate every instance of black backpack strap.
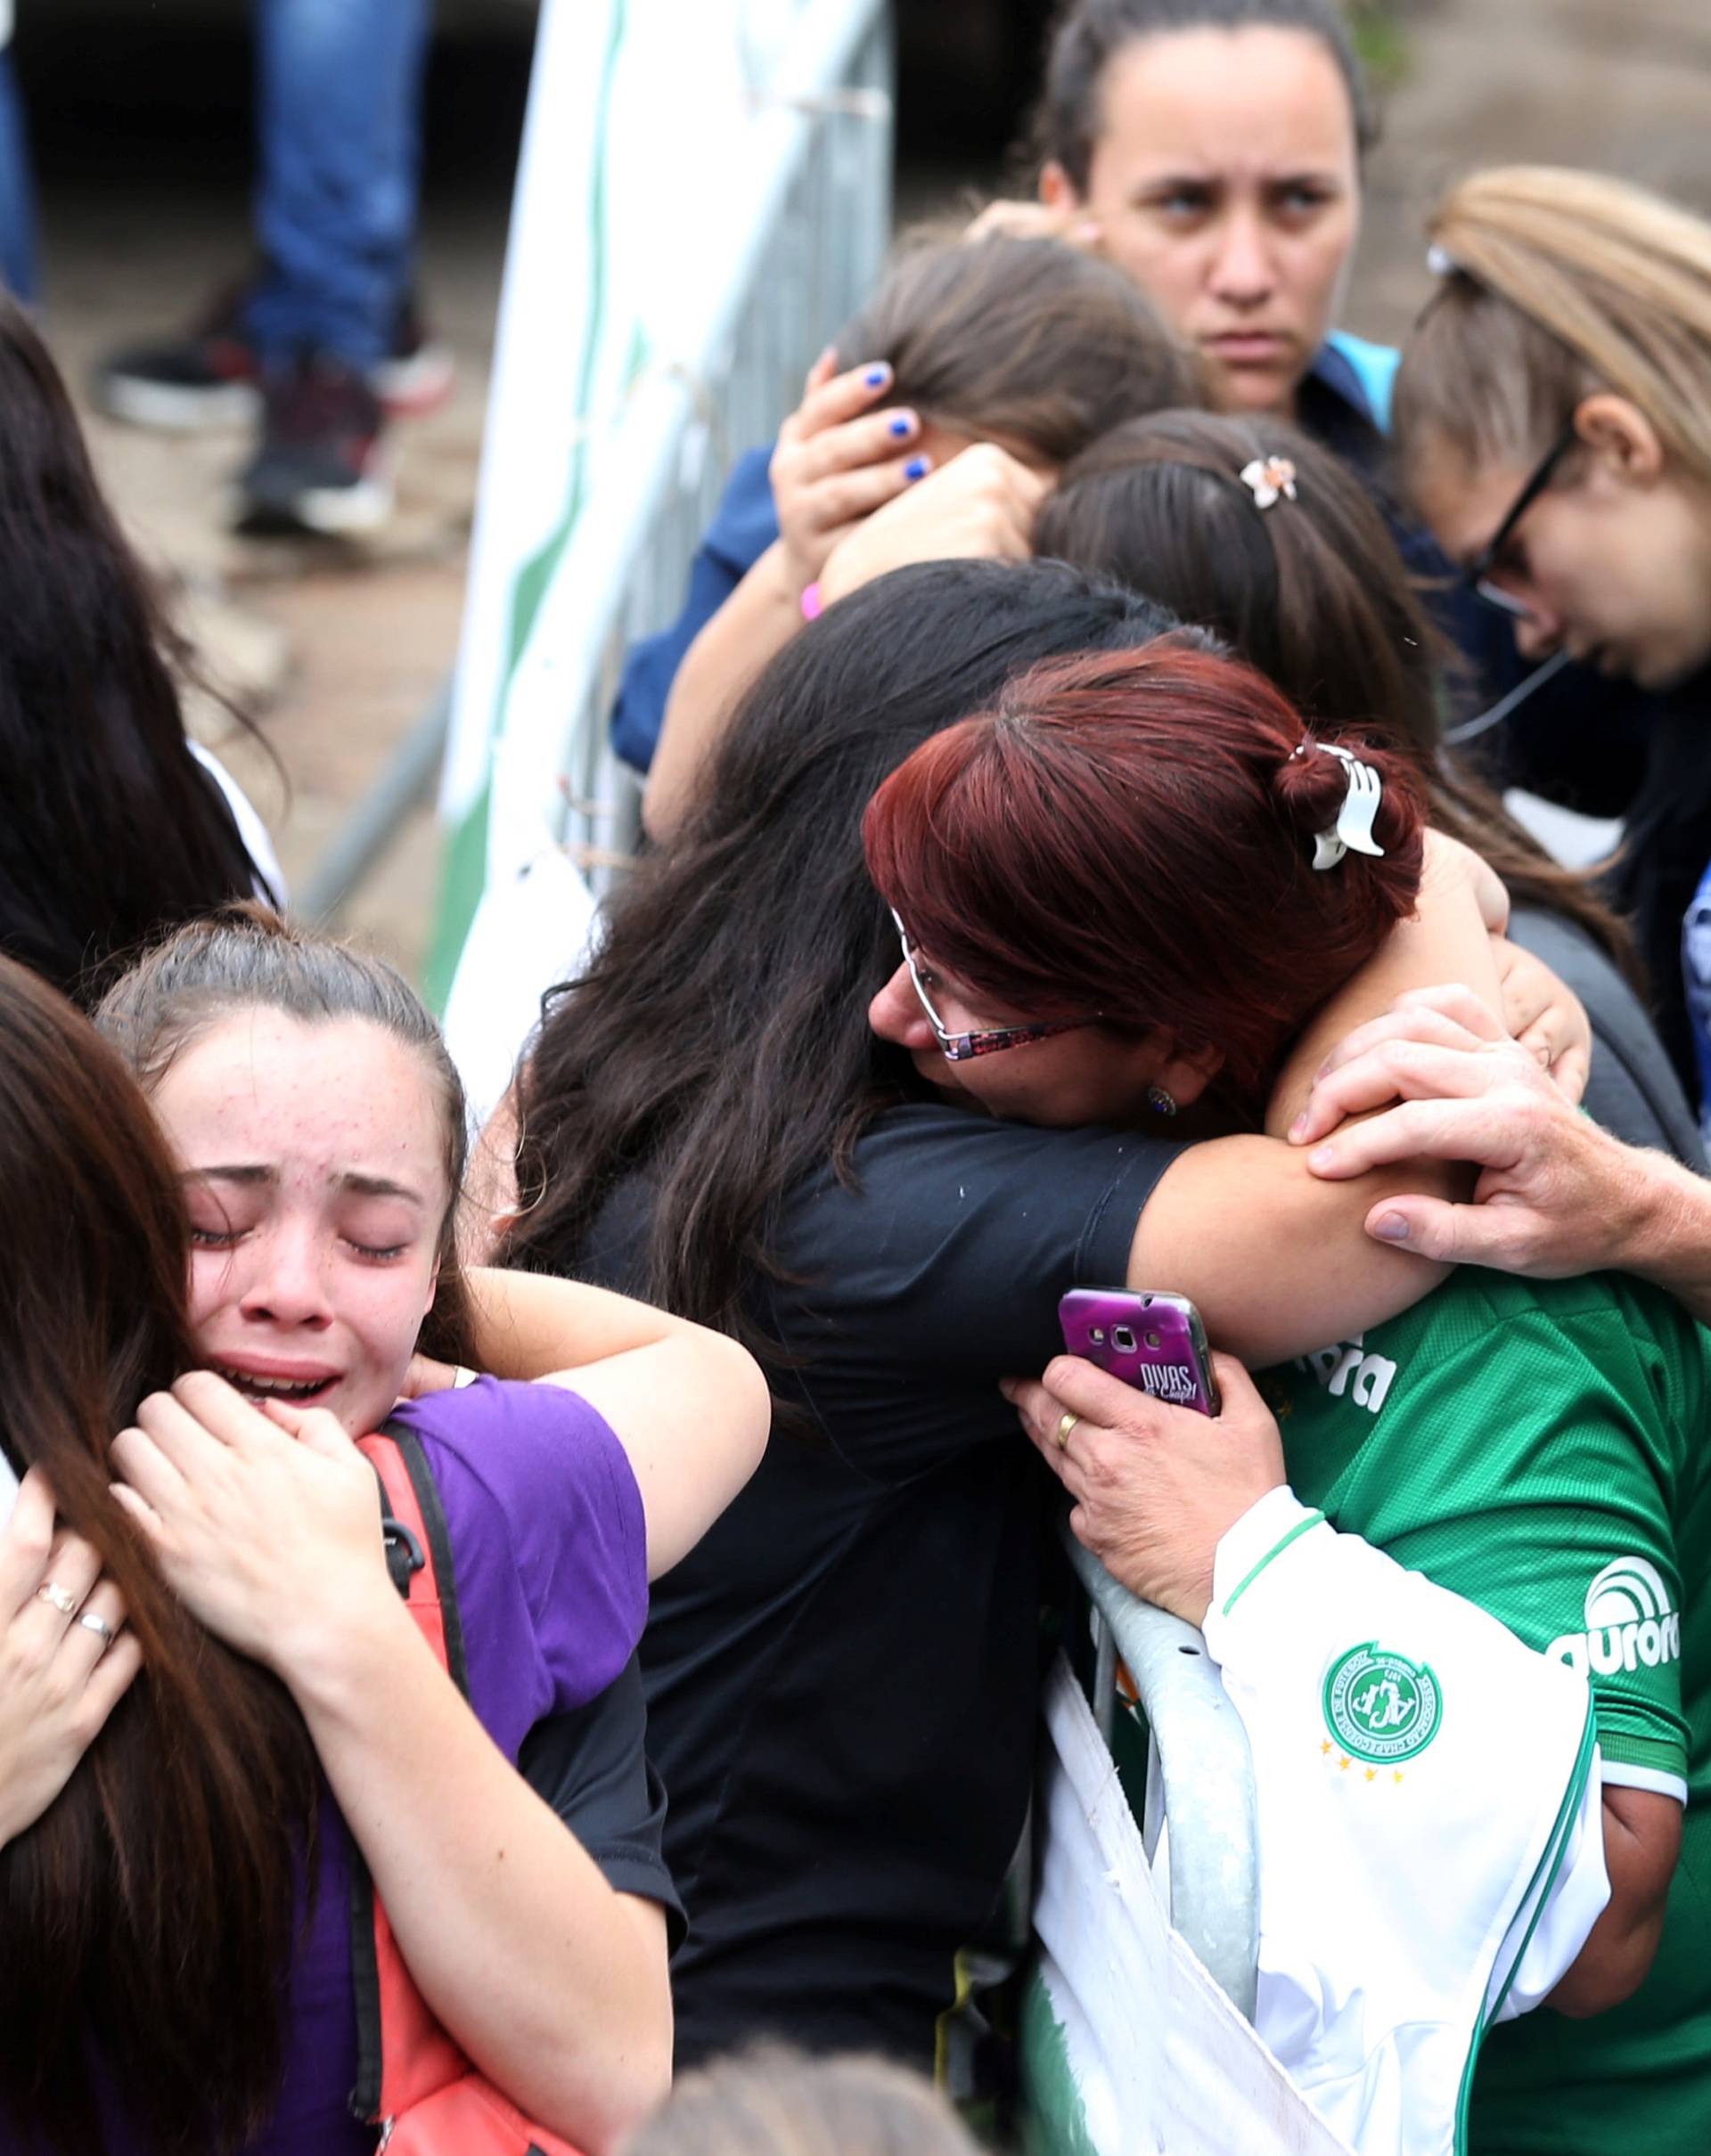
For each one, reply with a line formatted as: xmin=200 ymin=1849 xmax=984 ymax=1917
xmin=376 ymin=1416 xmax=471 ymax=1698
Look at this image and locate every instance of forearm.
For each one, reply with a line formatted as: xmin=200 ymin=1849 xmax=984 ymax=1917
xmin=1131 ymin=1135 xmax=1448 ymax=1365
xmin=643 ymin=542 xmax=799 ymax=841
xmin=1549 ymin=1789 xmax=1677 ymax=2017
xmin=549 ymin=1333 xmax=770 ymax=1577
xmin=287 ymin=1597 xmax=670 ymax=2151
xmin=1614 ymin=1146 xmax=1711 ymax=1323
xmin=463 ymin=1266 xmax=701 ymax=1376
xmin=459 ymin=1280 xmax=769 ymax=1578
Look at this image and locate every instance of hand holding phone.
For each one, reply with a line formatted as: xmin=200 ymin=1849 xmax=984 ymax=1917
xmin=1058 ymin=1288 xmax=1221 ymax=1416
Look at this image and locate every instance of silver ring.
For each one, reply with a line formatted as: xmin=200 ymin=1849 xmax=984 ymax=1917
xmin=36 ymin=1580 xmax=79 ymax=1618
xmin=78 ymin=1611 xmax=115 ymax=1646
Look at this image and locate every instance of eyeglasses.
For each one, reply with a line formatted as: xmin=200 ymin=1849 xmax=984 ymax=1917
xmin=1464 ymin=419 xmax=1578 ymax=620
xmin=889 ymin=909 xmax=1100 ymax=1062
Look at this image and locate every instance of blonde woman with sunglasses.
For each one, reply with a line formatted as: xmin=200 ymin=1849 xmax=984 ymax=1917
xmin=1396 ymin=166 xmax=1711 ymax=1133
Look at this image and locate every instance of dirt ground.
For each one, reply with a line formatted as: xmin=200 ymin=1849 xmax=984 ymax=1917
xmin=23 ymin=1 xmax=1711 ymax=985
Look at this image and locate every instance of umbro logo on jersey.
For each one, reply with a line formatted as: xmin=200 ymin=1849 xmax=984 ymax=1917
xmin=1547 ymin=1556 xmax=1681 ymax=1677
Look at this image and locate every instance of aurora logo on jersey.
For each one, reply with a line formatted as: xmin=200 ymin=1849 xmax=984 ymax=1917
xmin=1322 ymin=1642 xmax=1442 ymax=1764
xmin=1547 ymin=1556 xmax=1682 ymax=1677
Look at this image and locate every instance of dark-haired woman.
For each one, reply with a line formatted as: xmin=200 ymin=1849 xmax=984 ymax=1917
xmin=0 ymin=297 xmax=278 ymax=1005
xmin=1034 ymin=407 xmax=1702 ymax=1161
xmin=495 ymin=556 xmax=1581 ymax=2075
xmin=0 ymin=916 xmax=769 ymax=2156
xmin=865 ymin=642 xmax=1704 ymax=2155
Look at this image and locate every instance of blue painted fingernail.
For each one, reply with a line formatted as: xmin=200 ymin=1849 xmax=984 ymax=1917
xmin=905 ymin=456 xmax=929 ymax=480
xmin=888 ymin=413 xmax=912 ymax=438
xmin=864 ymin=364 xmax=888 ymax=388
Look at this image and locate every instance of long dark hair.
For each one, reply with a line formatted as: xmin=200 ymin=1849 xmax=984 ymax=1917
xmin=0 ymin=297 xmax=262 ymax=1004
xmin=95 ymin=903 xmax=479 ymax=1366
xmin=503 ymin=559 xmax=1183 ymax=1352
xmin=1029 ymin=0 xmax=1376 ymax=189
xmin=1035 ymin=409 xmax=1637 ymax=971
xmin=0 ymin=957 xmax=319 ymax=2156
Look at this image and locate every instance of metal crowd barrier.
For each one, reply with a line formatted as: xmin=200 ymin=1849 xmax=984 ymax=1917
xmin=537 ymin=0 xmax=896 ymax=898
xmin=1063 ymin=1523 xmax=1262 ymax=2019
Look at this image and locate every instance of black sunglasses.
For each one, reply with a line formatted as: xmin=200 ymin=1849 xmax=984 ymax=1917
xmin=1464 ymin=420 xmax=1578 ymax=620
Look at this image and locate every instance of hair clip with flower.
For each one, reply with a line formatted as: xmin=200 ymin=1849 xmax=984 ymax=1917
xmin=1239 ymin=454 xmax=1298 ymax=510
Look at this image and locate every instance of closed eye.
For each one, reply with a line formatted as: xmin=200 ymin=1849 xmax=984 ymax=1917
xmin=190 ymin=1225 xmax=242 ymax=1248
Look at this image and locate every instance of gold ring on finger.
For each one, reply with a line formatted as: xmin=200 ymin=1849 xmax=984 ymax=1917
xmin=1055 ymin=1412 xmax=1080 ymax=1451
xmin=36 ymin=1580 xmax=80 ymax=1618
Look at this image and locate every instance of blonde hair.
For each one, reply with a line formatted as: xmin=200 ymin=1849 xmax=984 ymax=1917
xmin=619 ymin=2047 xmax=982 ymax=2156
xmin=1396 ymin=166 xmax=1711 ymax=488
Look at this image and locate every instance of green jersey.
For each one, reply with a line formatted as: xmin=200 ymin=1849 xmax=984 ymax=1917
xmin=1262 ymin=1268 xmax=1711 ymax=2156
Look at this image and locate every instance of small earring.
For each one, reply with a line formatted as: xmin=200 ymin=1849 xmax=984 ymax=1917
xmin=1146 ymin=1084 xmax=1177 ymax=1118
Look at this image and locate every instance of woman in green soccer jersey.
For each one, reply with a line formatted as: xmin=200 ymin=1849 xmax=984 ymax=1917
xmin=864 ymin=641 xmax=1707 ymax=2154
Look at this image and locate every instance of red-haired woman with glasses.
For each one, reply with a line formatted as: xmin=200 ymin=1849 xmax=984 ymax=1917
xmin=864 ymin=637 xmax=1706 ymax=2156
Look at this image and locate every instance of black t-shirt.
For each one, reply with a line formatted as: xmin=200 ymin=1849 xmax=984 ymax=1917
xmin=568 ymin=1101 xmax=1181 ymax=2070
xmin=520 ymin=1653 xmax=686 ymax=1950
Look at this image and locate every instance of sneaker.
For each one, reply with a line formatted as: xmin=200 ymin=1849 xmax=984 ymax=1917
xmin=233 ymin=351 xmax=392 ymax=536
xmin=372 ymin=294 xmax=457 ymax=417
xmin=95 ymin=279 xmax=454 ymax=432
xmin=96 ymin=282 xmax=262 ymax=431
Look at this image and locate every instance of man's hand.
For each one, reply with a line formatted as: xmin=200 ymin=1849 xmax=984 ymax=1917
xmin=1291 ymin=989 xmax=1665 ymax=1275
xmin=1003 ymin=1352 xmax=1285 ymax=1627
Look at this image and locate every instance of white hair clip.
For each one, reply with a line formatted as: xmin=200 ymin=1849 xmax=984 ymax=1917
xmin=1298 ymin=741 xmax=1387 ymax=871
xmin=1239 ymin=454 xmax=1298 ymax=510
xmin=1426 ymin=242 xmax=1459 ymax=278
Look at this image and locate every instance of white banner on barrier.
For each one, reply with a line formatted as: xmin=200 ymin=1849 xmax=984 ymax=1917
xmin=1025 ymin=1654 xmax=1354 ymax=2156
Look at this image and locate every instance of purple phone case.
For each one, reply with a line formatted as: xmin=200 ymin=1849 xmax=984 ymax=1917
xmin=1058 ymin=1288 xmax=1220 ymax=1415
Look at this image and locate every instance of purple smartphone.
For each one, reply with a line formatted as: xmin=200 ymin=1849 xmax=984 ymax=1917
xmin=1058 ymin=1288 xmax=1221 ymax=1416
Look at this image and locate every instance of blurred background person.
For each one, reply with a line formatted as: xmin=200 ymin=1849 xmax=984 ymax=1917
xmin=0 ymin=0 xmax=37 ymax=304
xmin=93 ymin=0 xmax=451 ymax=536
xmin=0 ymin=293 xmax=281 ymax=1004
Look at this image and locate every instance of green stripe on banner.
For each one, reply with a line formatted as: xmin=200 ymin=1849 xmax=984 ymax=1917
xmin=426 ymin=0 xmax=627 ymax=1000
xmin=423 ymin=775 xmax=491 ymax=1015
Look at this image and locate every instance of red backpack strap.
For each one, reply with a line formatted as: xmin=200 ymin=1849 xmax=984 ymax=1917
xmin=348 ymin=1422 xmax=471 ymax=2127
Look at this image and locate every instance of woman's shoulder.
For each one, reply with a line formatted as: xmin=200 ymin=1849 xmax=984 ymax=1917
xmin=386 ymin=1379 xmax=647 ymax=1716
xmin=389 ymin=1379 xmax=648 ymax=1678
xmin=1319 ymin=331 xmax=1401 ymax=435
xmin=1376 ymin=1262 xmax=1706 ymax=1396
xmin=783 ymin=1100 xmax=1184 ymax=1250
